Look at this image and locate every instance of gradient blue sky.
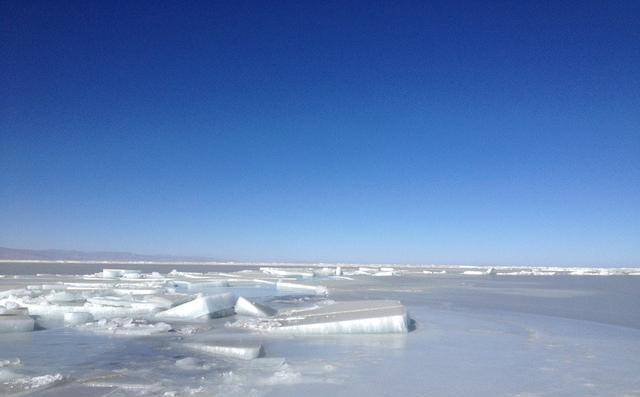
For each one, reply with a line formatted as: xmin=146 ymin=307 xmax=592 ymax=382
xmin=1 ymin=1 xmax=639 ymax=266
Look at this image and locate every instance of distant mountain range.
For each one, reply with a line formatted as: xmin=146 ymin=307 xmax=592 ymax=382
xmin=0 ymin=246 xmax=217 ymax=262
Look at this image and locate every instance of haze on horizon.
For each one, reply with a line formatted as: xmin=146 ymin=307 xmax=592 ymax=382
xmin=1 ymin=1 xmax=639 ymax=267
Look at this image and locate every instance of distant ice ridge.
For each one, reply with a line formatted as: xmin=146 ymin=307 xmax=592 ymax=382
xmin=463 ymin=267 xmax=497 ymax=276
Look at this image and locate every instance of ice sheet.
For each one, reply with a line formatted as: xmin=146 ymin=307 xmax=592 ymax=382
xmin=1 ymin=264 xmax=640 ymax=397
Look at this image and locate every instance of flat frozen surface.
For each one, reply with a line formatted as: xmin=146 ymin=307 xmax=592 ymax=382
xmin=1 ymin=263 xmax=640 ymax=396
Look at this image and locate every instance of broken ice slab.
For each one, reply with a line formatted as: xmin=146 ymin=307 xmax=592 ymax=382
xmin=101 ymin=269 xmax=129 ymax=278
xmin=63 ymin=312 xmax=94 ymax=326
xmin=234 ymin=296 xmax=276 ymax=317
xmin=183 ymin=341 xmax=264 ymax=360
xmin=45 ymin=291 xmax=86 ymax=304
xmin=155 ymin=293 xmax=236 ymax=320
xmin=0 ymin=315 xmax=35 ymax=333
xmin=0 ymin=306 xmax=28 ymax=316
xmin=235 ymin=300 xmax=409 ymax=334
xmin=275 ymin=281 xmax=328 ymax=295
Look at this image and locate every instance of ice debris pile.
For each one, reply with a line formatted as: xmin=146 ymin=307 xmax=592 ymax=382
xmin=0 ymin=267 xmax=412 ymax=337
xmin=0 ymin=266 xmax=416 ymax=395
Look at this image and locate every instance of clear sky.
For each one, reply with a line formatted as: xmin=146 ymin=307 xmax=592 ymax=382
xmin=1 ymin=1 xmax=639 ymax=266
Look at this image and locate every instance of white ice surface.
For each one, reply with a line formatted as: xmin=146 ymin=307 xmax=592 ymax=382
xmin=1 ymin=265 xmax=639 ymax=397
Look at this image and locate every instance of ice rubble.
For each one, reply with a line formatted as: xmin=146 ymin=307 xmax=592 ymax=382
xmin=2 ymin=373 xmax=66 ymax=392
xmin=232 ymin=300 xmax=410 ymax=334
xmin=79 ymin=318 xmax=172 ymax=336
xmin=0 ymin=267 xmax=413 ymax=342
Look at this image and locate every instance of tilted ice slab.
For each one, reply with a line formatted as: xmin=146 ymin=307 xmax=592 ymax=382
xmin=156 ymin=293 xmax=236 ymax=320
xmin=183 ymin=341 xmax=264 ymax=360
xmin=234 ymin=300 xmax=409 ymax=334
xmin=235 ymin=296 xmax=277 ymax=317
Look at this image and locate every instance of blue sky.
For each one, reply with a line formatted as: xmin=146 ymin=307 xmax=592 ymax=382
xmin=1 ymin=1 xmax=639 ymax=266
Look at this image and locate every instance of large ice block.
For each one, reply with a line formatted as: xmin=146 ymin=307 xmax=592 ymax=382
xmin=236 ymin=300 xmax=409 ymax=334
xmin=155 ymin=293 xmax=236 ymax=320
xmin=0 ymin=315 xmax=35 ymax=333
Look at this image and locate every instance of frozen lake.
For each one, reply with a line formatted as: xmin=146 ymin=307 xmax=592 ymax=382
xmin=1 ymin=263 xmax=639 ymax=396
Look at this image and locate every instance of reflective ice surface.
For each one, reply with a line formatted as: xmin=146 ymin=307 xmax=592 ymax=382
xmin=1 ymin=263 xmax=639 ymax=396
